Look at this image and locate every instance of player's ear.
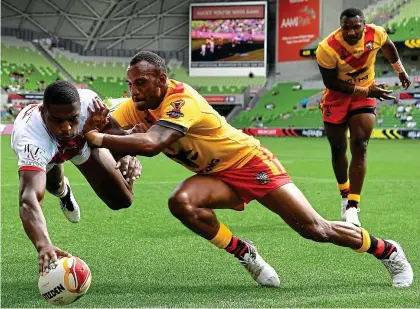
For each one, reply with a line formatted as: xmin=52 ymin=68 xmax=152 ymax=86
xmin=157 ymin=72 xmax=167 ymax=87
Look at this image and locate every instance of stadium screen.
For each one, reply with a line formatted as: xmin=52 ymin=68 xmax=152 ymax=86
xmin=189 ymin=2 xmax=267 ymax=77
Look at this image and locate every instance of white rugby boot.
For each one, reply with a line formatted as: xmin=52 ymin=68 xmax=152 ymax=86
xmin=239 ymin=239 xmax=280 ymax=288
xmin=344 ymin=207 xmax=361 ymax=227
xmin=59 ymin=177 xmax=80 ymax=223
xmin=381 ymin=240 xmax=413 ymax=288
xmin=340 ymin=198 xmax=348 ymax=220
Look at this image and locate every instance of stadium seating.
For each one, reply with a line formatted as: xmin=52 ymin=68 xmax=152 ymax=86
xmin=1 ymin=38 xmax=65 ymax=92
xmin=232 ymin=83 xmax=322 ymax=128
xmin=47 ymin=47 xmax=266 ymax=98
xmin=168 ymin=66 xmax=266 ymax=94
xmin=48 ymin=49 xmax=129 ymax=98
xmin=385 ymin=0 xmax=420 ymax=41
xmin=363 ymin=0 xmax=403 ymax=24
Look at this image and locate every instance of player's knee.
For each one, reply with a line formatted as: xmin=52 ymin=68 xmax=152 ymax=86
xmin=107 ymin=193 xmax=133 ymax=210
xmin=168 ymin=191 xmax=196 ymax=221
xmin=351 ymin=138 xmax=369 ymax=154
xmin=299 ymin=220 xmax=331 ymax=242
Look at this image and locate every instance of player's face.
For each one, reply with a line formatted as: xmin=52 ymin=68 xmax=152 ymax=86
xmin=340 ymin=16 xmax=365 ymax=45
xmin=126 ymin=61 xmax=167 ymax=111
xmin=43 ymin=102 xmax=81 ymax=142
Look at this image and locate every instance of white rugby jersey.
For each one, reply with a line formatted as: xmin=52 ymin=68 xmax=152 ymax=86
xmin=11 ymin=89 xmax=99 ymax=172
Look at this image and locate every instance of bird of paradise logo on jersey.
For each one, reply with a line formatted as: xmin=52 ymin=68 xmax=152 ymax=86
xmin=62 ymin=257 xmax=91 ymax=294
xmin=167 ymin=100 xmax=185 ymax=119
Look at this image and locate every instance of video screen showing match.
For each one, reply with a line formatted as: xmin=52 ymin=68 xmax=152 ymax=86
xmin=190 ymin=3 xmax=266 ymax=74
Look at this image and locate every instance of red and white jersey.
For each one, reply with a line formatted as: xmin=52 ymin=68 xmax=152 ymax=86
xmin=11 ymin=89 xmax=99 ymax=173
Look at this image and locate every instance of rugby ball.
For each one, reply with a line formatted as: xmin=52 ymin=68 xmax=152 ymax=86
xmin=38 ymin=257 xmax=91 ymax=306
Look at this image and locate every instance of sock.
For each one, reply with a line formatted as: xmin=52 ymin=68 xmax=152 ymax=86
xmin=53 ymin=182 xmax=68 ymax=198
xmin=347 ymin=193 xmax=360 ymax=209
xmin=355 ymin=228 xmax=397 ymax=259
xmin=209 ymin=223 xmax=232 ymax=249
xmin=367 ymin=236 xmax=397 ymax=259
xmin=225 ymin=236 xmax=250 ymax=260
xmin=338 ymin=180 xmax=350 ymax=198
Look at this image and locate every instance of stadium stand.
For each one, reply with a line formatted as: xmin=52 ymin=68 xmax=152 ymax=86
xmin=231 ymin=83 xmax=322 ymax=128
xmin=43 ymin=47 xmax=266 ymax=98
xmin=41 ymin=46 xmax=130 ymax=98
xmin=167 ymin=65 xmax=266 ymax=94
xmin=1 ymin=37 xmax=65 ymax=92
xmin=385 ymin=0 xmax=420 ymax=41
xmin=363 ymin=0 xmax=403 ymax=24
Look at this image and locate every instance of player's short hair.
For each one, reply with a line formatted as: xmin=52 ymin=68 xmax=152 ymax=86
xmin=43 ymin=80 xmax=80 ymax=107
xmin=340 ymin=8 xmax=365 ymax=21
xmin=129 ymin=51 xmax=167 ymax=74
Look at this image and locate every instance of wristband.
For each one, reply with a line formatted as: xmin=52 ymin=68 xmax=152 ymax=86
xmin=391 ymin=59 xmax=406 ymax=74
xmin=353 ymin=85 xmax=369 ymax=97
xmin=85 ymin=130 xmax=104 ymax=147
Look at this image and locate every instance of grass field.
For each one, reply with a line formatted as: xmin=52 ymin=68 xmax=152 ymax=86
xmin=1 ymin=135 xmax=420 ymax=308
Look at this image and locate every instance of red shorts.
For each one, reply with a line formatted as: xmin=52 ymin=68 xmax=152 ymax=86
xmin=320 ymin=88 xmax=376 ymax=124
xmin=211 ymin=148 xmax=293 ymax=210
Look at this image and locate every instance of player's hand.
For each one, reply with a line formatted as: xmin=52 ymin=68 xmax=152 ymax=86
xmin=38 ymin=244 xmax=72 ymax=276
xmin=115 ymin=155 xmax=142 ymax=184
xmin=83 ymin=97 xmax=110 ymax=134
xmin=398 ymin=72 xmax=411 ymax=90
xmin=368 ymin=83 xmax=396 ymax=101
xmin=126 ymin=123 xmax=148 ymax=134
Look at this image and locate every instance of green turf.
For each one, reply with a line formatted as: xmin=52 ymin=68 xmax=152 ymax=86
xmin=1 ymin=135 xmax=419 ymax=308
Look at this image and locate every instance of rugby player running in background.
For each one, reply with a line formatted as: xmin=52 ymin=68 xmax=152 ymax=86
xmin=12 ymin=81 xmax=141 ymax=275
xmin=83 ymin=51 xmax=413 ymax=288
xmin=316 ymin=8 xmax=411 ymax=226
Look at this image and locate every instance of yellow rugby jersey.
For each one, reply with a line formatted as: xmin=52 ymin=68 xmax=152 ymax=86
xmin=111 ymin=79 xmax=261 ymax=173
xmin=316 ymin=24 xmax=388 ymax=87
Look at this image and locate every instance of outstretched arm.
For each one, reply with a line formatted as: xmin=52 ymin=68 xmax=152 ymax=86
xmin=86 ymin=124 xmax=184 ymax=157
xmin=19 ymin=170 xmax=71 ymax=275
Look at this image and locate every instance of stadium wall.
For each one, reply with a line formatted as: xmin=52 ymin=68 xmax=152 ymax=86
xmin=242 ymin=127 xmax=420 ymax=139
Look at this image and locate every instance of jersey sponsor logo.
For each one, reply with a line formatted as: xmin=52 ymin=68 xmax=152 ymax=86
xmin=166 ymin=149 xmax=199 ymax=168
xmin=167 ymin=100 xmax=185 ymax=119
xmin=255 ymin=171 xmax=270 ymax=185
xmin=24 ymin=144 xmax=47 ymax=162
xmin=198 ymin=158 xmax=220 ymax=173
xmin=345 ymin=67 xmax=368 ymax=79
xmin=20 ymin=159 xmax=44 ymax=169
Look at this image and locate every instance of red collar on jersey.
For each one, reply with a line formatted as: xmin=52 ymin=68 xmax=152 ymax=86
xmin=171 ymin=82 xmax=185 ymax=94
xmin=327 ymin=25 xmax=375 ymax=70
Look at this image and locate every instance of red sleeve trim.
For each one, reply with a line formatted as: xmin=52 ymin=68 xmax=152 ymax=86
xmin=18 ymin=166 xmax=44 ymax=172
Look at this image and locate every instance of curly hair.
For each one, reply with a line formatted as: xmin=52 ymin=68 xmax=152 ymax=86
xmin=129 ymin=51 xmax=167 ymax=74
xmin=43 ymin=80 xmax=80 ymax=107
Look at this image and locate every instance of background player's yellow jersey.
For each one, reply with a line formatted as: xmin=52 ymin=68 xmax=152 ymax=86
xmin=111 ymin=79 xmax=261 ymax=173
xmin=316 ymin=24 xmax=388 ymax=87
